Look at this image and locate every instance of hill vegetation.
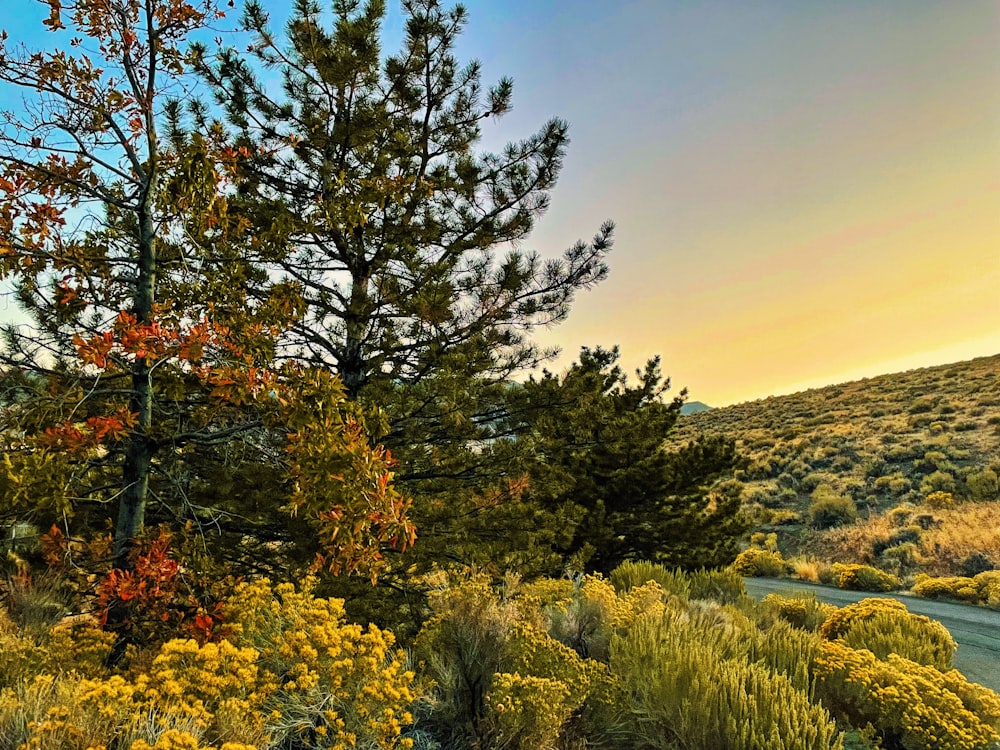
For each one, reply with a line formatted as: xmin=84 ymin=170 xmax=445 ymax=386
xmin=670 ymin=354 xmax=1000 ymax=580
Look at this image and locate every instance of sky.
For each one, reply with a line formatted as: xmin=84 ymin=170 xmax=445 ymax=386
xmin=3 ymin=1 xmax=999 ymax=406
xmin=452 ymin=0 xmax=1000 ymax=406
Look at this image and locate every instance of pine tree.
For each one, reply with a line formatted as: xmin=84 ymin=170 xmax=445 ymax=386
xmin=187 ymin=1 xmax=744 ymax=617
xmin=191 ymin=0 xmax=612 ymax=436
xmin=508 ymin=347 xmax=746 ymax=573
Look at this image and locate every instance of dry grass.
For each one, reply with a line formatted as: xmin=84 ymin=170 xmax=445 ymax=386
xmin=789 ymin=558 xmax=821 ymax=583
xmin=816 ymin=502 xmax=1000 ymax=576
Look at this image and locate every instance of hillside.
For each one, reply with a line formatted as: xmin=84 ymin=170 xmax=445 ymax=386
xmin=669 ymin=354 xmax=1000 ymax=576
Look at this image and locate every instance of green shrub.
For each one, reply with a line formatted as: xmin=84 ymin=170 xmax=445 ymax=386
xmin=687 ymin=568 xmax=746 ymax=604
xmin=543 ymin=575 xmax=645 ymax=662
xmin=801 ymin=472 xmax=827 ymax=493
xmin=830 ymin=564 xmax=900 ymax=593
xmin=908 ymin=396 xmax=937 ymax=414
xmin=414 ymin=575 xmax=600 ymax=749
xmin=872 ymin=526 xmax=920 ymax=557
xmin=888 ymin=475 xmax=912 ymax=494
xmin=967 ymin=468 xmax=1000 ymax=502
xmin=747 ymin=619 xmax=820 ymax=694
xmin=886 ymin=503 xmax=916 ymax=527
xmin=770 ymin=509 xmax=802 ymax=525
xmin=878 ymin=542 xmax=920 ymax=574
xmin=835 ymin=609 xmax=956 ymax=671
xmin=413 ymin=576 xmax=520 ymax=745
xmin=809 ymin=486 xmax=858 ymax=529
xmin=920 ymin=469 xmax=957 ymax=496
xmin=609 ymin=560 xmax=690 ymax=599
xmin=923 ymin=490 xmax=955 ymax=509
xmin=960 ymin=552 xmax=995 ymax=578
xmin=607 ymin=612 xmax=841 ymax=750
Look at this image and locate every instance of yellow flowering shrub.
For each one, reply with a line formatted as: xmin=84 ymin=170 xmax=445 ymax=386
xmin=0 ymin=615 xmax=114 ymax=688
xmin=611 ymin=579 xmax=669 ymax=631
xmin=129 ymin=731 xmax=258 ymax=750
xmin=2 ymin=653 xmax=259 ymax=750
xmin=913 ymin=575 xmax=979 ymax=602
xmin=2 ymin=578 xmax=418 ymax=750
xmin=913 ymin=572 xmax=1000 ymax=606
xmin=45 ymin=617 xmax=116 ymax=676
xmin=0 ymin=630 xmax=48 ymax=688
xmin=539 ymin=575 xmax=617 ymax=660
xmin=515 ymin=577 xmax=574 ymax=611
xmin=762 ymin=592 xmax=835 ymax=631
xmin=128 ymin=730 xmax=202 ymax=750
xmin=1 ymin=672 xmax=130 ymax=750
xmin=830 ymin=564 xmax=901 ymax=592
xmin=814 ymin=641 xmax=1000 ymax=750
xmin=840 ymin=611 xmax=955 ymax=671
xmin=820 ymin=598 xmax=909 ymax=640
xmin=223 ymin=578 xmax=418 ymax=750
xmin=542 ymin=575 xmax=669 ymax=662
xmin=940 ymin=671 xmax=1000 ymax=728
xmin=731 ymin=547 xmax=790 ymax=577
xmin=136 ymin=638 xmax=273 ymax=745
xmin=978 ymin=571 xmax=1000 ymax=608
xmin=506 ymin=621 xmax=591 ymax=707
xmin=609 ymin=560 xmax=692 ymax=598
xmin=818 ymin=597 xmax=955 ymax=671
xmin=484 ymin=673 xmax=574 ymax=750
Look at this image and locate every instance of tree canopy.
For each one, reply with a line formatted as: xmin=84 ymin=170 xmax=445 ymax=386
xmin=0 ymin=0 xmax=745 ymax=638
xmin=0 ymin=0 xmax=415 ymax=594
xmin=193 ymin=0 xmax=613 ymax=401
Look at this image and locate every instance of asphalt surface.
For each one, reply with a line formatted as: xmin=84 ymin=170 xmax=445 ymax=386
xmin=743 ymin=577 xmax=1000 ymax=692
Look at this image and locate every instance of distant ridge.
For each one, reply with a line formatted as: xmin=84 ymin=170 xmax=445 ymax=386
xmin=680 ymin=401 xmax=710 ymax=415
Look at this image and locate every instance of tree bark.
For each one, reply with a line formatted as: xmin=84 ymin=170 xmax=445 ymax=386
xmin=114 ymin=203 xmax=156 ymax=569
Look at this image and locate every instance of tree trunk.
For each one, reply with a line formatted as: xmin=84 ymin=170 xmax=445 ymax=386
xmin=113 ymin=205 xmax=156 ymax=569
xmin=341 ymin=269 xmax=371 ymax=400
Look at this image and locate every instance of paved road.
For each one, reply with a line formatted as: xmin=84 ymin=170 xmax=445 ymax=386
xmin=743 ymin=577 xmax=1000 ymax=692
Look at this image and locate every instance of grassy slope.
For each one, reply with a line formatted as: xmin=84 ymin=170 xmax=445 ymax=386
xmin=668 ymin=353 xmax=1000 ymax=576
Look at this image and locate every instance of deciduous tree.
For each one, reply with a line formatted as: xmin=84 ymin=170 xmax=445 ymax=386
xmin=0 ymin=0 xmax=413 ymax=591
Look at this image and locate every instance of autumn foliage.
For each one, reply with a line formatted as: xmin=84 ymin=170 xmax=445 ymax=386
xmin=0 ymin=0 xmax=415 ymax=591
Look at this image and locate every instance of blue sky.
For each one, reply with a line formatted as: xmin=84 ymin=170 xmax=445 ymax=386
xmin=4 ymin=1 xmax=999 ymax=405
